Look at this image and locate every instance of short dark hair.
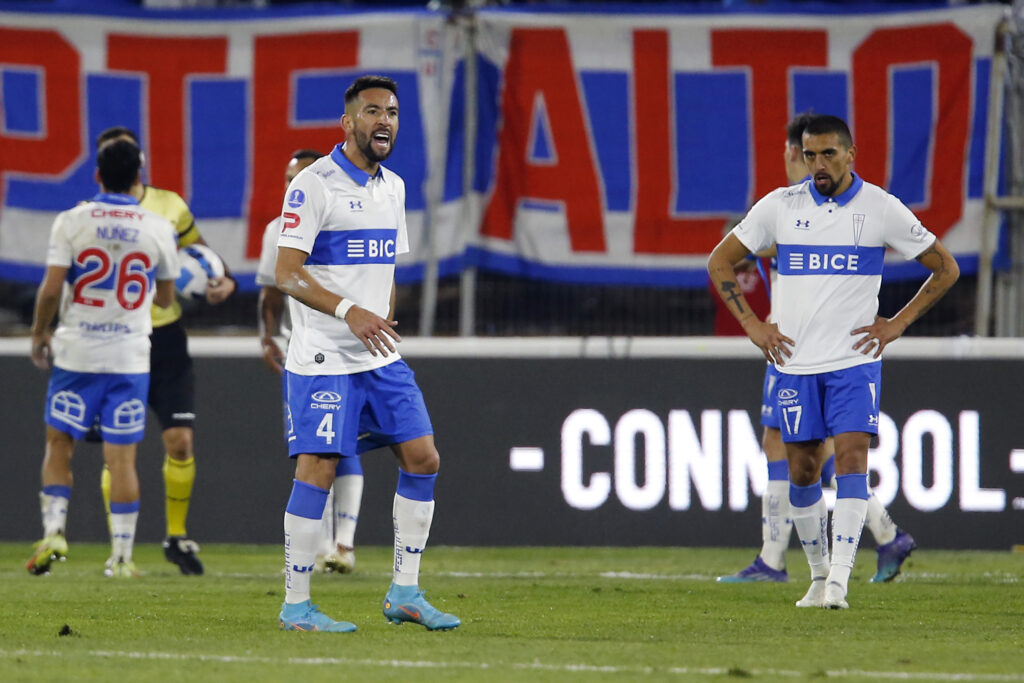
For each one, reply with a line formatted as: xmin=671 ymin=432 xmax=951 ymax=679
xmin=291 ymin=149 xmax=321 ymax=163
xmin=803 ymin=114 xmax=853 ymax=148
xmin=786 ymin=111 xmax=816 ymax=146
xmin=344 ymin=75 xmax=398 ymax=106
xmin=96 ymin=126 xmax=139 ymax=149
xmin=97 ymin=139 xmax=142 ymax=193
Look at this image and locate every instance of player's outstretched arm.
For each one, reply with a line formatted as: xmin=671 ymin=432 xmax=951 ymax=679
xmin=275 ymin=246 xmax=401 ymax=357
xmin=851 ymin=238 xmax=960 ymax=358
xmin=708 ymin=233 xmax=793 ymax=365
xmin=30 ymin=266 xmax=67 ymax=370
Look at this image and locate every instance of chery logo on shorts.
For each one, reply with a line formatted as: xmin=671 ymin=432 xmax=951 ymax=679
xmin=310 ymin=391 xmax=342 ymax=411
xmin=778 ymin=389 xmax=798 ymax=400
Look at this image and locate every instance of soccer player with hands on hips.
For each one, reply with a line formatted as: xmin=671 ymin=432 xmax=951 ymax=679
xmin=27 ymin=139 xmax=179 ymax=578
xmin=718 ymin=113 xmax=917 ymax=586
xmin=708 ymin=114 xmax=959 ymax=609
xmin=257 ymin=148 xmax=363 ymax=575
xmin=274 ymin=75 xmax=459 ymax=633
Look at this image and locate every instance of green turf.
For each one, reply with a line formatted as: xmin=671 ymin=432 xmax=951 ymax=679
xmin=0 ymin=543 xmax=1021 ymax=682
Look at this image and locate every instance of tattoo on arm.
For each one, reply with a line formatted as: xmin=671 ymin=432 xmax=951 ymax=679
xmin=720 ymin=280 xmax=745 ymax=314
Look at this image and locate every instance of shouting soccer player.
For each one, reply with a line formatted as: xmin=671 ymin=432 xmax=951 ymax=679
xmin=274 ymin=75 xmax=459 ymax=632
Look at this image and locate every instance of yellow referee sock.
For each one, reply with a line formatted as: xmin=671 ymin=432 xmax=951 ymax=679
xmin=163 ymin=455 xmax=195 ymax=538
xmin=100 ymin=465 xmax=112 ymax=533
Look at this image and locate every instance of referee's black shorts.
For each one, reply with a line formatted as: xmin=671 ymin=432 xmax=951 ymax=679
xmin=149 ymin=320 xmax=196 ymax=431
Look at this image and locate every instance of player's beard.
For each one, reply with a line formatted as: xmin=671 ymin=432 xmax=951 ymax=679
xmin=355 ymin=128 xmax=393 ymax=164
xmin=814 ymin=172 xmax=840 ymax=197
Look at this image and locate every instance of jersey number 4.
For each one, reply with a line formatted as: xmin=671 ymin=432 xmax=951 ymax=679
xmin=73 ymin=247 xmax=152 ymax=310
xmin=316 ymin=413 xmax=336 ymax=444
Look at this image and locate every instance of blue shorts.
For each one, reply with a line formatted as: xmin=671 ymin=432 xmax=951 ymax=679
xmin=45 ymin=368 xmax=150 ymax=445
xmin=760 ymin=364 xmax=781 ymax=429
xmin=775 ymin=362 xmax=881 ymax=443
xmin=284 ymin=359 xmax=433 ymax=458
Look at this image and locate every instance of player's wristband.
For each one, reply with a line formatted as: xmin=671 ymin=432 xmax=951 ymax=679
xmin=334 ymin=299 xmax=355 ymax=320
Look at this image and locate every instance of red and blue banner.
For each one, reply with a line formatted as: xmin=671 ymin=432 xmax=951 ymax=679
xmin=0 ymin=5 xmax=1006 ymax=289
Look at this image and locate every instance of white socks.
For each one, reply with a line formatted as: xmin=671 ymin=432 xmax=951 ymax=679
xmin=790 ymin=493 xmax=829 ymax=581
xmin=40 ymin=491 xmax=69 ymax=538
xmin=110 ymin=511 xmax=138 ymax=562
xmin=284 ymin=512 xmax=322 ymax=604
xmin=864 ymin=491 xmax=896 ymax=546
xmin=392 ymin=494 xmax=434 ymax=587
xmin=828 ymin=497 xmax=868 ymax=593
xmin=333 ymin=474 xmax=363 ymax=548
xmin=760 ymin=479 xmax=792 ymax=571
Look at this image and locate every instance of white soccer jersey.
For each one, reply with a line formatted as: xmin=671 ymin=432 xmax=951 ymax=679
xmin=277 ymin=144 xmax=409 ymax=375
xmin=46 ymin=193 xmax=179 ymax=374
xmin=733 ymin=174 xmax=935 ymax=374
xmin=256 ymin=216 xmax=282 ymax=288
xmin=257 ymin=215 xmax=291 ymax=340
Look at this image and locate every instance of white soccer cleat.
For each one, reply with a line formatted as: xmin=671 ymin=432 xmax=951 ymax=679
xmin=823 ymin=581 xmax=849 ymax=610
xmin=795 ymin=578 xmax=826 ymax=608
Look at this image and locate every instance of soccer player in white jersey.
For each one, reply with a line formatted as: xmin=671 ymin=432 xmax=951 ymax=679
xmin=27 ymin=138 xmax=179 ymax=578
xmin=708 ymin=115 xmax=959 ymax=609
xmin=257 ymin=148 xmax=363 ymax=575
xmin=273 ymin=75 xmax=460 ymax=632
xmin=719 ymin=113 xmax=916 ymax=584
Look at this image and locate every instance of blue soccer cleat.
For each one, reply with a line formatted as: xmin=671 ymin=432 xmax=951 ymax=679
xmin=279 ymin=600 xmax=357 ymax=633
xmin=717 ymin=555 xmax=788 ymax=583
xmin=871 ymin=529 xmax=916 ymax=583
xmin=382 ymin=584 xmax=461 ymax=631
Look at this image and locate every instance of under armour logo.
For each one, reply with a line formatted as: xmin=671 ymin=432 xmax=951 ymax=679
xmin=795 ymin=219 xmax=811 ymax=229
xmin=836 ymin=535 xmax=856 ymax=544
xmin=405 ymin=546 xmax=424 ymax=554
xmin=801 ymin=539 xmax=819 ymax=546
xmin=349 ymin=200 xmax=363 ymax=211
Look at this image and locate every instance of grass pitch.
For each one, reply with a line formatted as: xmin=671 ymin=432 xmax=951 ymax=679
xmin=0 ymin=543 xmax=1021 ymax=682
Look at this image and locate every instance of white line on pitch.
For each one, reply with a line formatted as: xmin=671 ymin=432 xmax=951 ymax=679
xmin=1 ymin=649 xmax=1022 ymax=681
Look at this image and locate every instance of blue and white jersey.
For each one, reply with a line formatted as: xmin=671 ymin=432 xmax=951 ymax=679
xmin=277 ymin=144 xmax=409 ymax=375
xmin=46 ymin=193 xmax=179 ymax=374
xmin=257 ymin=215 xmax=291 ymax=341
xmin=733 ymin=173 xmax=935 ymax=375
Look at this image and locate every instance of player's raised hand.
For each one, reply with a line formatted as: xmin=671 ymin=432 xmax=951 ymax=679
xmin=742 ymin=318 xmax=794 ymax=366
xmin=851 ymin=315 xmax=908 ymax=359
xmin=343 ymin=306 xmax=402 ymax=357
xmin=205 ymin=275 xmax=236 ymax=305
xmin=30 ymin=333 xmax=52 ymax=370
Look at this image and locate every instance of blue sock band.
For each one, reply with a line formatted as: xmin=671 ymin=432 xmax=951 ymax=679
xmin=396 ymin=469 xmax=436 ymax=502
xmin=335 ymin=456 xmax=363 ymax=477
xmin=110 ymin=500 xmax=140 ymax=514
xmin=767 ymin=460 xmax=789 ymax=481
xmin=789 ymin=481 xmax=823 ymax=508
xmin=835 ymin=473 xmax=869 ymax=500
xmin=285 ymin=479 xmax=330 ymax=520
xmin=821 ymin=455 xmax=836 ymax=487
xmin=42 ymin=484 xmax=71 ymax=500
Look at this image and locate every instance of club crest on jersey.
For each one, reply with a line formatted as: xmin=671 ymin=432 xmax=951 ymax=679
xmin=286 ymin=189 xmax=306 ymax=209
xmin=852 ymin=214 xmax=866 ymax=247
